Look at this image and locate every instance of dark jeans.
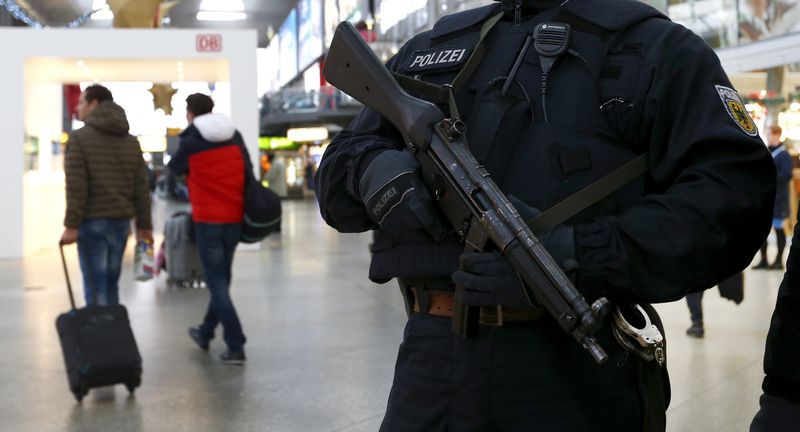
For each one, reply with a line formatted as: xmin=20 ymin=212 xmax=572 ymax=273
xmin=686 ymin=292 xmax=704 ymax=324
xmin=380 ymin=312 xmax=648 ymax=432
xmin=195 ymin=222 xmax=246 ymax=352
xmin=77 ymin=219 xmax=130 ymax=306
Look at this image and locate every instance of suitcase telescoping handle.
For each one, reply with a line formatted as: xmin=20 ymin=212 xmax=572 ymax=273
xmin=58 ymin=241 xmax=77 ymax=310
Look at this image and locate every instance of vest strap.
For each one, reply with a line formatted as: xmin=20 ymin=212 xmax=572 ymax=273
xmin=528 ymin=153 xmax=649 ymax=234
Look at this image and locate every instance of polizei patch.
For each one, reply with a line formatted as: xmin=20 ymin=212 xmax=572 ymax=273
xmin=406 ymin=47 xmax=472 ymax=73
xmin=715 ymin=85 xmax=758 ymax=137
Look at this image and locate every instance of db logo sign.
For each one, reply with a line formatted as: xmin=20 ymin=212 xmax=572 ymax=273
xmin=196 ymin=34 xmax=222 ymax=52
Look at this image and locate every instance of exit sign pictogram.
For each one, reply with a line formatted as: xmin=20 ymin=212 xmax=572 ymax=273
xmin=196 ymin=34 xmax=222 ymax=52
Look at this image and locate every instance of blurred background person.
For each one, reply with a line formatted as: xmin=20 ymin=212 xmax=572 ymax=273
xmin=754 ymin=125 xmax=792 ymax=270
xmin=168 ymin=93 xmax=249 ymax=365
xmin=263 ymin=152 xmax=287 ymax=198
xmin=751 ymin=208 xmax=800 ymax=430
xmin=60 ymin=84 xmax=152 ymax=305
xmin=685 ymin=272 xmax=745 ymax=338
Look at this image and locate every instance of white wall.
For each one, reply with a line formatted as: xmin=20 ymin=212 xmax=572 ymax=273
xmin=0 ymin=28 xmax=258 ymax=259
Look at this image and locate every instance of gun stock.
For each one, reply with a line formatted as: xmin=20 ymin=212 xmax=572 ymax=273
xmin=323 ymin=21 xmax=442 ymax=148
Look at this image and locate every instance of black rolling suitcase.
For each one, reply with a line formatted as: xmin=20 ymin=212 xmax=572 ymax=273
xmin=55 ymin=242 xmax=142 ymax=402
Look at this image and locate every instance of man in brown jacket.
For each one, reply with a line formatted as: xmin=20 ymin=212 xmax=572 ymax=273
xmin=60 ymin=85 xmax=152 ymax=305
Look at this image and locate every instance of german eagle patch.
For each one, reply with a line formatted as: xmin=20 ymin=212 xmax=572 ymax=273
xmin=715 ymin=85 xmax=758 ymax=137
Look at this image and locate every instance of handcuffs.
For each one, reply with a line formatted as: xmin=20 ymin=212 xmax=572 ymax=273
xmin=611 ymin=303 xmax=665 ymax=367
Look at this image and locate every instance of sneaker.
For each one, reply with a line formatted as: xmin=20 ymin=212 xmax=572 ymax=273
xmin=752 ymin=261 xmax=769 ymax=270
xmin=769 ymin=261 xmax=784 ymax=270
xmin=220 ymin=349 xmax=246 ymax=365
xmin=686 ymin=322 xmax=704 ymax=339
xmin=188 ymin=327 xmax=210 ymax=351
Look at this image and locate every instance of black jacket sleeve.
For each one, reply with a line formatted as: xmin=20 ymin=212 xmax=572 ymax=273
xmin=574 ymin=22 xmax=777 ymax=303
xmin=315 ymin=45 xmax=413 ymax=233
xmin=762 ymin=207 xmax=800 ymax=402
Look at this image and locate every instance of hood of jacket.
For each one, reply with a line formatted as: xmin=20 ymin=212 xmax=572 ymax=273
xmin=84 ymin=101 xmax=130 ymax=136
xmin=495 ymin=0 xmax=564 ymax=15
xmin=192 ymin=112 xmax=236 ymax=143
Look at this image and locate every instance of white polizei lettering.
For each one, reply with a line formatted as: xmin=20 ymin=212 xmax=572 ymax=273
xmin=450 ymin=49 xmax=465 ymax=63
xmin=439 ymin=50 xmax=453 ymax=64
xmin=423 ymin=54 xmax=434 ymax=66
xmin=410 ymin=55 xmax=425 ymax=68
xmin=434 ymin=51 xmax=447 ymax=65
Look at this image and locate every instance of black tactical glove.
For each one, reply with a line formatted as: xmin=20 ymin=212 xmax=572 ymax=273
xmin=451 ymin=197 xmax=577 ymax=307
xmin=452 ymin=251 xmax=530 ymax=307
xmin=359 ymin=150 xmax=447 ymax=240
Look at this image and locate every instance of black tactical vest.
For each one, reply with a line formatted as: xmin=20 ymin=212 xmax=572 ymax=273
xmin=368 ymin=0 xmax=667 ymax=282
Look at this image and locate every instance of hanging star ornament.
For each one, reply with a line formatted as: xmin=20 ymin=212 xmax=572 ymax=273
xmin=149 ymin=84 xmax=178 ymax=115
xmin=107 ymin=0 xmax=180 ymax=28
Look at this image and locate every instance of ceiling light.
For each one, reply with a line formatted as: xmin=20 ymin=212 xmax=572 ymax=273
xmin=199 ymin=0 xmax=244 ymax=12
xmin=76 ymin=60 xmax=85 ymax=67
xmin=196 ymin=11 xmax=247 ymax=21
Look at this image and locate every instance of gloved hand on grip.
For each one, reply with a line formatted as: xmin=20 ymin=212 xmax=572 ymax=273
xmin=452 ymin=251 xmax=530 ymax=307
xmin=507 ymin=195 xmax=577 ymax=272
xmin=359 ymin=150 xmax=447 ymax=240
xmin=451 ymin=197 xmax=579 ymax=307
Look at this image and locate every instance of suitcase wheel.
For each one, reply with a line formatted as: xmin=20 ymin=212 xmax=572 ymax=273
xmin=74 ymin=381 xmax=89 ymax=402
xmin=125 ymin=375 xmax=141 ymax=394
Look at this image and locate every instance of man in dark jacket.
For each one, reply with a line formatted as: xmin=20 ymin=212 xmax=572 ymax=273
xmin=315 ymin=0 xmax=776 ymax=430
xmin=754 ymin=125 xmax=793 ymax=270
xmin=61 ymin=84 xmax=152 ymax=306
xmin=168 ymin=93 xmax=249 ymax=365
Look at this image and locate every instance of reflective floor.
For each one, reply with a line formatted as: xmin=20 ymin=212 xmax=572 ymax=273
xmin=1 ymin=198 xmax=783 ymax=431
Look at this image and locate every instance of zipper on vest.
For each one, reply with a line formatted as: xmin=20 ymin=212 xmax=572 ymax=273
xmin=514 ymin=0 xmax=522 ymax=26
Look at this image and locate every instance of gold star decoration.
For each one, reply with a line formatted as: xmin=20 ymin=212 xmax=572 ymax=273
xmin=149 ymin=84 xmax=178 ymax=115
xmin=107 ymin=0 xmax=180 ymax=28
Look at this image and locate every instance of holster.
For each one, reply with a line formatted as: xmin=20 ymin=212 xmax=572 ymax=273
xmin=397 ymin=278 xmax=416 ymax=319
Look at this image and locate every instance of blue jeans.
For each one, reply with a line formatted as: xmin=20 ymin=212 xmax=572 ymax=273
xmin=77 ymin=219 xmax=131 ymax=306
xmin=195 ymin=222 xmax=246 ymax=352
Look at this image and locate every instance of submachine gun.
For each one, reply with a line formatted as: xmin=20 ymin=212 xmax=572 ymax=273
xmin=323 ymin=22 xmax=612 ymax=364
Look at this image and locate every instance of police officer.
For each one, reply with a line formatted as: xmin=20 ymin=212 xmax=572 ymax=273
xmin=751 ymin=206 xmax=800 ymax=431
xmin=316 ymin=0 xmax=776 ymax=430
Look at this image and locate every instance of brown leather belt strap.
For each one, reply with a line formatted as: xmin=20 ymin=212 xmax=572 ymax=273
xmin=410 ymin=287 xmax=545 ymax=324
xmin=413 ymin=289 xmax=454 ymax=318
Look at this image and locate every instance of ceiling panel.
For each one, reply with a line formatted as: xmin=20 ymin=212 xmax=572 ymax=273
xmin=9 ymin=0 xmax=297 ymax=47
xmin=166 ymin=0 xmax=298 ymax=47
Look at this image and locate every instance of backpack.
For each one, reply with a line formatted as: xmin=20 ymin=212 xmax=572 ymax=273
xmin=238 ymin=145 xmax=282 ymax=243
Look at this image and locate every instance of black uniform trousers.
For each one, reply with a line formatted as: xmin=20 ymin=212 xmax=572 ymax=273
xmin=380 ymin=311 xmax=650 ymax=432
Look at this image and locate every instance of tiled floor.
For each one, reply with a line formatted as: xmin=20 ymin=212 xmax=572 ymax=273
xmin=1 ymin=198 xmax=784 ymax=431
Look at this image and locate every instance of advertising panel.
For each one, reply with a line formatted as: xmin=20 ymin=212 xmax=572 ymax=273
xmin=298 ymin=0 xmax=324 ymax=73
xmin=324 ymin=0 xmax=339 ymax=47
xmin=257 ymin=39 xmax=281 ymax=94
xmin=739 ymin=0 xmax=800 ymax=43
xmin=279 ymin=9 xmax=298 ymax=86
xmin=668 ymin=0 xmax=738 ymax=48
